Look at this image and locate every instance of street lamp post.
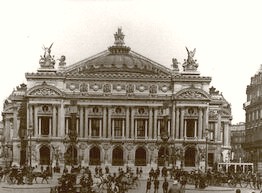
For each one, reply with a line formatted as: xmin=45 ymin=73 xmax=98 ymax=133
xmin=161 ymin=113 xmax=169 ymax=167
xmin=28 ymin=125 xmax=33 ymax=185
xmin=205 ymin=129 xmax=209 ymax=173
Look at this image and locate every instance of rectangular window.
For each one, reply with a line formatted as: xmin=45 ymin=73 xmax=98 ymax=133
xmin=40 ymin=116 xmax=50 ymax=135
xmin=91 ymin=118 xmax=100 ymax=137
xmin=114 ymin=119 xmax=123 ymax=137
xmin=186 ymin=119 xmax=195 ymax=137
xmin=137 ymin=119 xmax=146 ymax=138
xmin=208 ymin=122 xmax=215 ymax=141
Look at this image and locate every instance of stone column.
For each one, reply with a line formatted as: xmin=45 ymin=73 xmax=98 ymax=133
xmin=13 ymin=107 xmax=18 ymax=138
xmin=126 ymin=107 xmax=130 ymax=138
xmin=38 ymin=117 xmax=41 ymax=136
xmin=198 ymin=108 xmax=203 ymax=139
xmin=175 ymin=108 xmax=179 ymax=139
xmin=171 ymin=104 xmax=175 ymax=140
xmin=148 ymin=108 xmax=153 ymax=139
xmin=112 ymin=119 xmax=115 ymax=139
xmin=85 ymin=108 xmax=89 ymax=138
xmin=89 ymin=121 xmax=92 ymax=137
xmin=59 ymin=102 xmax=65 ymax=137
xmin=214 ymin=122 xmax=218 ymax=142
xmin=153 ymin=108 xmax=158 ymax=139
xmin=157 ymin=120 xmax=160 ymax=138
xmin=52 ymin=105 xmax=57 ymax=137
xmin=131 ymin=108 xmax=135 ymax=138
xmin=168 ymin=120 xmax=171 ymax=136
xmin=49 ymin=118 xmax=52 ymax=137
xmin=122 ymin=120 xmax=125 ymax=138
xmin=34 ymin=105 xmax=40 ymax=137
xmin=58 ymin=105 xmax=61 ymax=136
xmin=134 ymin=120 xmax=137 ymax=139
xmin=224 ymin=122 xmax=229 ymax=146
xmin=203 ymin=107 xmax=209 ymax=139
xmin=99 ymin=119 xmax=102 ymax=138
xmin=66 ymin=118 xmax=69 ymax=135
xmin=108 ymin=107 xmax=112 ymax=138
xmin=194 ymin=120 xmax=197 ymax=137
xmin=180 ymin=108 xmax=184 ymax=139
xmin=184 ymin=120 xmax=187 ymax=138
xmin=29 ymin=105 xmax=33 ymax=128
xmin=80 ymin=107 xmax=84 ymax=138
xmin=145 ymin=120 xmax=148 ymax=139
xmin=217 ymin=112 xmax=221 ymax=141
xmin=103 ymin=107 xmax=107 ymax=138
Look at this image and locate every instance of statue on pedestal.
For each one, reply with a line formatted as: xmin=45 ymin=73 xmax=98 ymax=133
xmin=39 ymin=43 xmax=56 ymax=68
xmin=182 ymin=47 xmax=199 ymax=71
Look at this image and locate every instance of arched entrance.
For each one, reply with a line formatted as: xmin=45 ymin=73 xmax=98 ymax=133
xmin=65 ymin=145 xmax=77 ymax=165
xmin=135 ymin=147 xmax=146 ymax=166
xmin=40 ymin=145 xmax=50 ymax=165
xmin=158 ymin=146 xmax=168 ymax=166
xmin=184 ymin=147 xmax=196 ymax=167
xmin=112 ymin=146 xmax=124 ymax=166
xmin=90 ymin=146 xmax=100 ymax=165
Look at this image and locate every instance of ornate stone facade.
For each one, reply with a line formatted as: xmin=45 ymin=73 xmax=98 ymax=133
xmin=1 ymin=28 xmax=232 ymax=171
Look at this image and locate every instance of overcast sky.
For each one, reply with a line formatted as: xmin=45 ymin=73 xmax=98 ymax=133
xmin=1 ymin=0 xmax=261 ymax=124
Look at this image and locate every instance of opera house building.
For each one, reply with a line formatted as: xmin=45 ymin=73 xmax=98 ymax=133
xmin=1 ymin=28 xmax=232 ymax=171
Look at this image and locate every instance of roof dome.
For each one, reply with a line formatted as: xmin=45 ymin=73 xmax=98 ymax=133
xmin=64 ymin=28 xmax=171 ymax=76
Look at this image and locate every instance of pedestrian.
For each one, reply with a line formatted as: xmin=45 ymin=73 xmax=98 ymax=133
xmin=162 ymin=177 xmax=169 ymax=193
xmin=146 ymin=178 xmax=151 ymax=193
xmin=154 ymin=178 xmax=159 ymax=193
xmin=180 ymin=174 xmax=187 ymax=193
xmin=140 ymin=167 xmax=143 ymax=177
xmin=168 ymin=180 xmax=182 ymax=193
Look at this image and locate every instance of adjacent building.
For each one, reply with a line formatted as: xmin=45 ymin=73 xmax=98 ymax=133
xmin=1 ymin=28 xmax=232 ymax=170
xmin=230 ymin=122 xmax=246 ymax=162
xmin=244 ymin=65 xmax=262 ymax=171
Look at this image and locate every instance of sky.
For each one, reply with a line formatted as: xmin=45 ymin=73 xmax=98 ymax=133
xmin=0 ymin=0 xmax=262 ymax=124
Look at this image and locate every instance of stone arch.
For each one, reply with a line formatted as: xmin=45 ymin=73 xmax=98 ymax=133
xmin=184 ymin=146 xmax=197 ymax=167
xmin=135 ymin=146 xmax=147 ymax=166
xmin=89 ymin=146 xmax=101 ymax=165
xmin=112 ymin=146 xmax=124 ymax=166
xmin=39 ymin=145 xmax=51 ymax=165
xmin=158 ymin=146 xmax=170 ymax=166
